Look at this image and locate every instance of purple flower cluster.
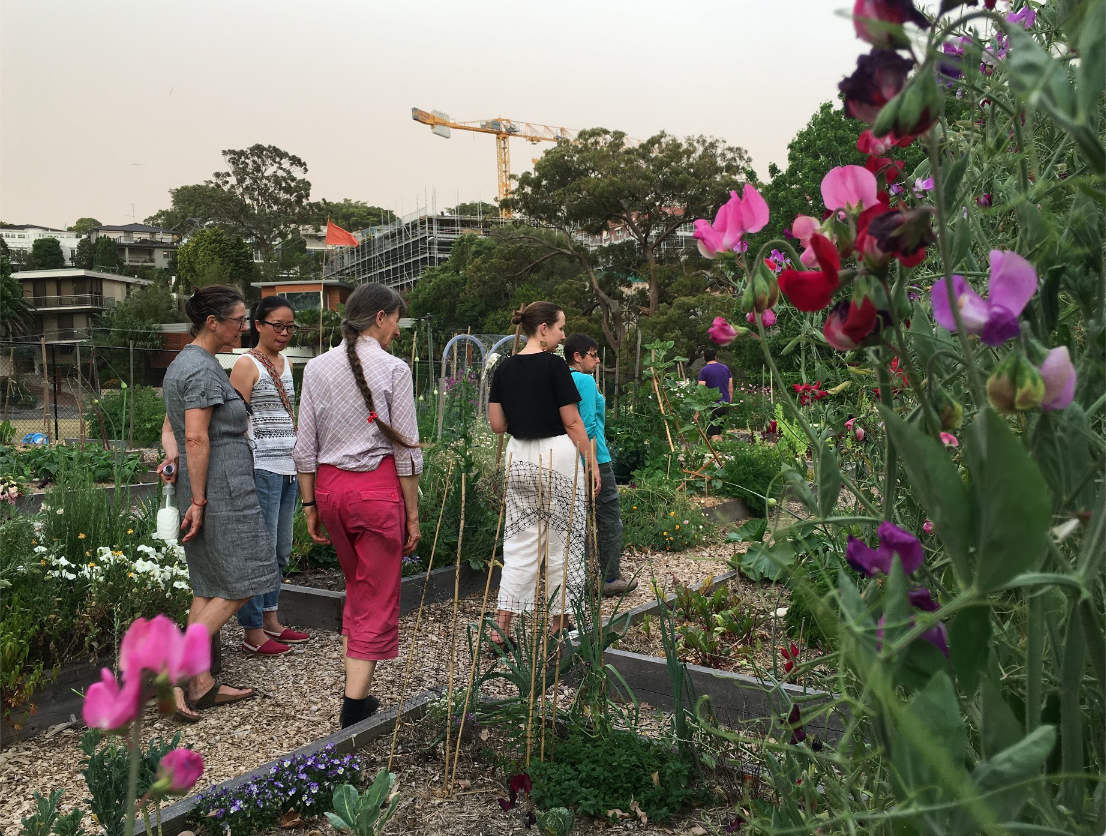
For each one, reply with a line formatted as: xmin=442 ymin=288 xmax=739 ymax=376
xmin=191 ymin=744 xmax=363 ymax=835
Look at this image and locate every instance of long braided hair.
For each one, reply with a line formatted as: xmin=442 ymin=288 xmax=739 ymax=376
xmin=342 ymin=283 xmax=416 ymax=449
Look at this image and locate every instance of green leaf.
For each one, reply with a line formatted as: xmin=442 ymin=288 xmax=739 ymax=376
xmin=891 ymin=671 xmax=968 ymax=830
xmin=955 ymin=725 xmax=1057 ymax=832
xmin=965 ymin=409 xmax=1051 ymax=593
xmin=949 ymin=605 xmax=991 ymax=697
xmin=1060 ymin=609 xmax=1086 ymax=811
xmin=941 ymin=152 xmax=971 ymax=216
xmin=949 ymin=214 xmax=971 ymax=272
xmin=331 ymin=784 xmax=359 ymax=831
xmin=878 ymin=405 xmax=972 ymax=585
xmin=881 ymin=557 xmax=912 ymax=657
xmin=1032 ymin=406 xmax=1093 ymax=512
xmin=728 ymin=518 xmax=767 ymax=543
xmin=324 ymin=812 xmax=350 ymax=831
xmin=981 ymin=676 xmax=1023 ymax=760
xmin=816 ymin=443 xmax=841 ymax=519
xmin=1076 ymin=0 xmax=1105 ymax=128
xmin=779 ymin=465 xmax=817 ymax=516
xmin=739 ymin=541 xmax=794 ymax=582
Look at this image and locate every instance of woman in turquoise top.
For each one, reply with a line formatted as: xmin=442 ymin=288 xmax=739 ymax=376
xmin=564 ymin=334 xmax=637 ymax=597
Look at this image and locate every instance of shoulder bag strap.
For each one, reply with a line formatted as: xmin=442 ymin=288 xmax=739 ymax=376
xmin=248 ymin=349 xmax=296 ymax=428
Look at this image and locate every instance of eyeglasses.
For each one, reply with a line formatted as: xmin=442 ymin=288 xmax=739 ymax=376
xmin=586 ymin=351 xmax=599 ymax=359
xmin=259 ymin=321 xmax=299 ymax=334
xmin=222 ymin=315 xmax=248 ymax=328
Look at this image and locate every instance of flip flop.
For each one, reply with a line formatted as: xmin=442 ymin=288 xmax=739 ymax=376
xmin=190 ymin=680 xmax=255 ymax=711
xmin=173 ymin=687 xmax=201 ymax=724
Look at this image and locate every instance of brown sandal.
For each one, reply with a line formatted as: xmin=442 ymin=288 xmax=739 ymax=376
xmin=189 ymin=680 xmax=255 ymax=710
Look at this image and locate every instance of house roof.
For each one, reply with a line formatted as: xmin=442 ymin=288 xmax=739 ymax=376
xmin=1 ymin=223 xmax=68 ymax=232
xmin=12 ymin=268 xmax=152 ymax=285
xmin=94 ymin=223 xmax=174 ymax=234
xmin=251 ymin=280 xmax=354 ymax=289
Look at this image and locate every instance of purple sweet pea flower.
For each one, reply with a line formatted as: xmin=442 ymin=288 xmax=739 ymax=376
xmin=1007 ymin=6 xmax=1036 ymax=29
xmin=846 ymin=521 xmax=924 ymax=576
xmin=913 ymin=176 xmax=934 ymax=198
xmin=1038 ymin=346 xmax=1077 ymax=411
xmin=930 ymin=249 xmax=1038 ymax=346
xmin=877 ymin=587 xmax=949 ymax=657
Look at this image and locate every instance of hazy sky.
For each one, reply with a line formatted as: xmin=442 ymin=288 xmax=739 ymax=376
xmin=1 ymin=1 xmax=866 ymax=231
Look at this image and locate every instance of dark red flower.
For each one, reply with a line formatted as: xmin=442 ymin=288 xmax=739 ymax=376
xmin=864 ymin=154 xmax=906 ymax=183
xmin=976 ymin=193 xmax=993 ymax=207
xmin=839 ymin=49 xmax=913 ymax=124
xmin=778 ymin=234 xmax=841 ymax=312
xmin=787 ymin=704 xmax=807 ymax=745
xmin=793 ymin=382 xmax=828 ymax=406
xmin=781 ymin=642 xmax=800 ymax=674
xmin=824 ymin=297 xmax=879 ymax=351
xmin=866 ymin=206 xmax=935 ymax=267
xmin=853 ymin=0 xmax=930 ymax=50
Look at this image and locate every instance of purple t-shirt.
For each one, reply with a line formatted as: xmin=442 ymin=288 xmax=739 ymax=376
xmin=698 ymin=362 xmax=732 ymax=403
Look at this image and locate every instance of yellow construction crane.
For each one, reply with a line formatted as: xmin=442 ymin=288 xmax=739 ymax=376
xmin=412 ymin=107 xmax=578 ymax=218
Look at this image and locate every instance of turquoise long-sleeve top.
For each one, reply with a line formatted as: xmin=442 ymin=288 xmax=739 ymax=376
xmin=570 ymin=369 xmax=611 ymax=465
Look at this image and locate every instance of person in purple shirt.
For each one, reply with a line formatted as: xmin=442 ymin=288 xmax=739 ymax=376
xmin=697 ymin=348 xmax=733 ymax=440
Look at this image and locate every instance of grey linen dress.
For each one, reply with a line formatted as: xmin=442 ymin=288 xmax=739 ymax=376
xmin=163 ymin=345 xmax=280 ymax=600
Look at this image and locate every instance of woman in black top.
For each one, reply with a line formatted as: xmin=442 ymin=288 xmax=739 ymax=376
xmin=488 ymin=301 xmax=597 ymax=645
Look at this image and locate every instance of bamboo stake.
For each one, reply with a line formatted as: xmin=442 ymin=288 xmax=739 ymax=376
xmin=40 ymin=337 xmax=49 ymax=439
xmin=649 ymin=371 xmax=675 ymax=453
xmin=537 ymin=449 xmax=555 ymax=761
xmin=388 ymin=461 xmax=454 ymax=773
xmin=448 ymin=452 xmax=512 ymax=793
xmin=546 ymin=448 xmax=580 ymax=761
xmin=442 ymin=471 xmax=467 ymax=796
xmin=525 ymin=454 xmax=546 ymax=767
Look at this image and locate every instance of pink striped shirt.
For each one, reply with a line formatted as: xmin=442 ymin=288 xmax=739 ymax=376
xmin=293 ymin=336 xmax=423 ymax=476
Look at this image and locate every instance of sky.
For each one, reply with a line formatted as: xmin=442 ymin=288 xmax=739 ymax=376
xmin=0 ymin=1 xmax=867 ymax=231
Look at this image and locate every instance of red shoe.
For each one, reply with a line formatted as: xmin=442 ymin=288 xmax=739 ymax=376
xmin=264 ymin=627 xmax=311 ymax=644
xmin=242 ymin=638 xmax=291 ymax=656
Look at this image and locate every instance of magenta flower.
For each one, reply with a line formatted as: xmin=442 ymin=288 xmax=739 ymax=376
xmin=852 ymin=0 xmax=929 ymax=49
xmin=822 ymin=165 xmax=879 ymax=213
xmin=846 ymin=521 xmax=924 ymax=576
xmin=878 ymin=587 xmax=949 ymax=657
xmin=1007 ymin=6 xmax=1036 ymax=29
xmin=922 ymin=519 xmax=935 ymax=534
xmin=1038 ymin=346 xmax=1076 ymax=411
xmin=82 ymin=668 xmax=142 ymax=731
xmin=930 ymin=250 xmax=1038 ymax=346
xmin=747 ymin=309 xmax=777 ymax=328
xmin=791 ymin=215 xmax=823 ymax=267
xmin=940 ymin=432 xmax=959 ymax=447
xmin=153 ymin=748 xmax=205 ymax=796
xmin=708 ymin=316 xmax=740 ymax=346
xmin=120 ymin=616 xmax=210 ymax=684
xmin=693 ymin=185 xmax=769 ymax=259
xmin=912 ymin=176 xmax=934 ymax=198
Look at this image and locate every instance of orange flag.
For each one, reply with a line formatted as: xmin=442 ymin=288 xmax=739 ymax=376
xmin=325 ymin=219 xmax=359 ymax=247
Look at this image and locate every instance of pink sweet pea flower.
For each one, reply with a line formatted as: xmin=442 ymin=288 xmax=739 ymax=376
xmin=153 ymin=748 xmax=205 ymax=795
xmin=83 ymin=668 xmax=142 ymax=731
xmin=822 ymin=165 xmax=879 ymax=213
xmin=930 ymin=250 xmax=1038 ymax=346
xmin=747 ymin=309 xmax=777 ymax=328
xmin=922 ymin=519 xmax=935 ymax=534
xmin=1038 ymin=346 xmax=1076 ymax=411
xmin=940 ymin=432 xmax=959 ymax=447
xmin=708 ymin=316 xmax=740 ymax=346
xmin=693 ymin=185 xmax=769 ymax=259
xmin=791 ymin=215 xmax=822 ymax=267
xmin=120 ymin=616 xmax=210 ymax=684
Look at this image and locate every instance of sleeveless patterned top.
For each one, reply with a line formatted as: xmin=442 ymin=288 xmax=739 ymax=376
xmin=247 ymin=353 xmax=297 ymax=476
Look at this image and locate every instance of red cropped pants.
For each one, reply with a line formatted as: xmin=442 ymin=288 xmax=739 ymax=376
xmin=315 ymin=459 xmax=404 ymax=661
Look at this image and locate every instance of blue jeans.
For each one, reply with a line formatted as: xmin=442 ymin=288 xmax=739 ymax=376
xmin=237 ymin=470 xmax=298 ymax=630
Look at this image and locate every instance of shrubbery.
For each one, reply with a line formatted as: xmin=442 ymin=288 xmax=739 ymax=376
xmin=712 ymin=440 xmax=784 ymax=517
xmin=93 ymin=385 xmax=166 ymax=447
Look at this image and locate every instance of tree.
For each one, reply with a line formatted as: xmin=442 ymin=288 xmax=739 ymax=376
xmin=206 ymin=144 xmax=314 ymax=279
xmin=176 ymin=227 xmax=254 ymax=291
xmin=67 ymin=217 xmax=101 ymax=236
xmin=28 ymin=237 xmax=66 ymax=269
xmin=313 ymin=199 xmax=396 ymax=231
xmin=448 ymin=201 xmax=499 ymax=217
xmin=0 ymin=243 xmax=35 ymax=339
xmin=144 ymin=184 xmax=237 ymax=234
xmin=97 ymin=280 xmax=186 ymax=349
xmin=509 ymin=129 xmax=750 ymax=316
xmin=92 ymin=237 xmax=121 ymax=271
xmin=73 ymin=237 xmax=95 ymax=270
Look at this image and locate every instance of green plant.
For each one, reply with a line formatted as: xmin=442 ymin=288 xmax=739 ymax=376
xmin=325 ymin=770 xmax=400 ymax=836
xmin=535 ymin=807 xmax=575 ymax=836
xmin=620 ymin=474 xmax=712 ymax=552
xmin=17 ymin=789 xmax=85 ymax=836
xmin=94 ymin=386 xmax=166 ymax=447
xmin=711 ymin=439 xmax=784 ymax=517
xmin=0 ymin=443 xmax=144 ymax=486
xmin=0 ymin=592 xmax=49 ymax=723
xmin=289 ymin=508 xmax=339 ymax=571
xmin=0 ymin=420 xmax=15 ymax=445
xmin=529 ymin=727 xmax=702 ymax=822
xmin=79 ymin=729 xmax=184 ymax=836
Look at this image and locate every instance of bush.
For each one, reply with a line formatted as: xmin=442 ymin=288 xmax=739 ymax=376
xmin=0 ymin=443 xmax=144 ymax=486
xmin=621 ymin=474 xmax=713 ymax=552
xmin=529 ymin=727 xmax=703 ymax=822
xmin=93 ymin=385 xmax=165 ymax=447
xmin=712 ymin=440 xmax=784 ymax=517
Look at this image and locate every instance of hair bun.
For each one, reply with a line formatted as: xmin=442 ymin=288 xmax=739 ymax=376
xmin=511 ymin=312 xmax=524 ymax=326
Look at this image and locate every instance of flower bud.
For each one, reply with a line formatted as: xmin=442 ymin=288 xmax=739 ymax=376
xmin=931 ymin=385 xmax=964 ymax=430
xmin=866 ymin=206 xmax=935 ymax=268
xmin=872 ymin=70 xmax=942 ymax=142
xmin=751 ymin=268 xmax=780 ymax=314
xmin=986 ymin=352 xmax=1045 ymax=414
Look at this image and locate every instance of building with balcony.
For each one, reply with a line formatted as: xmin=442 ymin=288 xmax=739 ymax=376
xmin=1 ymin=223 xmax=83 ymax=264
xmin=12 ymin=268 xmax=151 ymax=343
xmin=90 ymin=223 xmax=179 ymax=269
xmin=251 ymin=279 xmax=354 ymax=312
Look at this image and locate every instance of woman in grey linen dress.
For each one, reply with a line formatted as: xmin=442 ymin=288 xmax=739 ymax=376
xmin=157 ymin=285 xmax=281 ymax=721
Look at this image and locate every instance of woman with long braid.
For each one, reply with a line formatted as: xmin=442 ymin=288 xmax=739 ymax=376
xmin=293 ymin=283 xmax=422 ymax=728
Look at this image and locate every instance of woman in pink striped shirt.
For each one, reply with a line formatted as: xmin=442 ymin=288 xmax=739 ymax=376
xmin=293 ymin=283 xmax=423 ymax=728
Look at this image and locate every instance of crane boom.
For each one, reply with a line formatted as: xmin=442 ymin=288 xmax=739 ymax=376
xmin=412 ymin=107 xmax=578 ymax=217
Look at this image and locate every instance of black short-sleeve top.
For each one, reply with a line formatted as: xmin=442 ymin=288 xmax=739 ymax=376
xmin=489 ymin=352 xmax=579 ymax=439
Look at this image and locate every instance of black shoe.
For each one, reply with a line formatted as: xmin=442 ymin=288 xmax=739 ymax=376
xmin=340 ymin=695 xmax=380 ymax=728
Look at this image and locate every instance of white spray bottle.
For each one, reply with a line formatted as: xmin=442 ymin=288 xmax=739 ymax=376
xmin=155 ymin=464 xmax=180 ymax=543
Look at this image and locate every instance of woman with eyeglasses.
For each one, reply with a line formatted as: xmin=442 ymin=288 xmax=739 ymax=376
xmin=228 ymin=296 xmax=311 ymax=657
xmin=158 ymin=285 xmax=281 ymax=722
